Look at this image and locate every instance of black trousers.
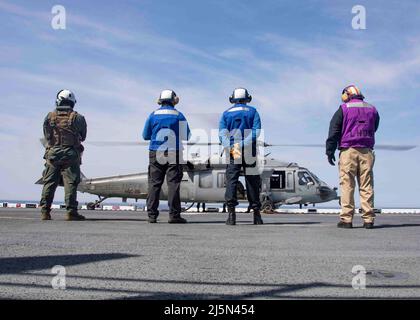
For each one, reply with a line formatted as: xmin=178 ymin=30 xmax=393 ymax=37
xmin=147 ymin=151 xmax=183 ymax=218
xmin=225 ymin=154 xmax=261 ymax=210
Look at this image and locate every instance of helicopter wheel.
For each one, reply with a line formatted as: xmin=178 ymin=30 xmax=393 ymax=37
xmin=182 ymin=202 xmax=195 ymax=212
xmin=87 ymin=202 xmax=96 ymax=210
xmin=261 ymin=200 xmax=275 ymax=214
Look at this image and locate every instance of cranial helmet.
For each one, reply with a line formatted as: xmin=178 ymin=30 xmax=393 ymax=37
xmin=56 ymin=89 xmax=77 ymax=107
xmin=157 ymin=89 xmax=179 ymax=105
xmin=229 ymin=87 xmax=252 ymax=104
xmin=341 ymin=85 xmax=364 ymax=103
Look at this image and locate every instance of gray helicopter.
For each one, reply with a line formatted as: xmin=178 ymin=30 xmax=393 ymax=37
xmin=76 ymin=153 xmax=338 ymax=212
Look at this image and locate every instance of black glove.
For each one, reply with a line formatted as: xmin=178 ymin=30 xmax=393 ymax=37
xmin=327 ymin=154 xmax=336 ymax=166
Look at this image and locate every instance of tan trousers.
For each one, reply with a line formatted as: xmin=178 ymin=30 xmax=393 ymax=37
xmin=339 ymin=148 xmax=375 ymax=223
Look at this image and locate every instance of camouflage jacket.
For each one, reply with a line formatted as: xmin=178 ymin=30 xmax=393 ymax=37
xmin=43 ymin=106 xmax=87 ymax=163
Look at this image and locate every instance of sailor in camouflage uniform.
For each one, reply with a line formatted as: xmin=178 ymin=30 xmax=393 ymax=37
xmin=40 ymin=90 xmax=87 ymax=221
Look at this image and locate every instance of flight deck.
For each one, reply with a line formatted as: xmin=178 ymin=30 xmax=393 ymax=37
xmin=0 ymin=208 xmax=419 ymax=299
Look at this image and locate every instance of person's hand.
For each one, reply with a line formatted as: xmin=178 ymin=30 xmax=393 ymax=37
xmin=327 ymin=154 xmax=336 ymax=166
xmin=230 ymin=143 xmax=241 ymax=160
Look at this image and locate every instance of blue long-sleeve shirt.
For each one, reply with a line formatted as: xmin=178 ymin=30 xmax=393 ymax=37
xmin=142 ymin=104 xmax=191 ymax=151
xmin=218 ymin=103 xmax=261 ymax=149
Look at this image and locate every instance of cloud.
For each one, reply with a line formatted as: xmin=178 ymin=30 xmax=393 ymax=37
xmin=0 ymin=0 xmax=221 ymax=67
xmin=0 ymin=0 xmax=47 ymax=19
xmin=218 ymin=48 xmax=255 ymax=60
xmin=236 ymin=33 xmax=420 ymax=121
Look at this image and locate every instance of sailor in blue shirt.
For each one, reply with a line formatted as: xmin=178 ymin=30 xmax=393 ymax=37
xmin=219 ymin=88 xmax=263 ymax=226
xmin=142 ymin=90 xmax=191 ymax=224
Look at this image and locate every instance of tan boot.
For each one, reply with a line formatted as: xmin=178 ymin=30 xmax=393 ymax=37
xmin=66 ymin=212 xmax=86 ymax=221
xmin=41 ymin=212 xmax=52 ymax=221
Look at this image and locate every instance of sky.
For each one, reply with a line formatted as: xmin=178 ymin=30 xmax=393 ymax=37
xmin=0 ymin=0 xmax=419 ymax=207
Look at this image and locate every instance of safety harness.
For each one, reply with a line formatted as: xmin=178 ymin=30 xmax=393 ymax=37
xmin=46 ymin=110 xmax=80 ymax=147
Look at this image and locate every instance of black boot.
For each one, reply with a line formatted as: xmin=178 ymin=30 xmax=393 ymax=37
xmin=363 ymin=222 xmax=374 ymax=229
xmin=337 ymin=221 xmax=352 ymax=229
xmin=226 ymin=208 xmax=236 ymax=225
xmin=253 ymin=209 xmax=263 ymax=225
xmin=148 ymin=216 xmax=157 ymax=223
xmin=168 ymin=214 xmax=187 ymax=224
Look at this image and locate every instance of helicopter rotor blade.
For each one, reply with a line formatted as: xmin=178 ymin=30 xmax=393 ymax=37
xmin=39 ymin=138 xmax=48 ymax=148
xmin=186 ymin=142 xmax=222 ymax=146
xmin=86 ymin=141 xmax=150 ymax=146
xmin=264 ymin=143 xmax=417 ymax=151
xmin=85 ymin=141 xmax=223 ymax=147
xmin=370 ymin=145 xmax=416 ymax=151
xmin=83 ymin=140 xmax=416 ymax=151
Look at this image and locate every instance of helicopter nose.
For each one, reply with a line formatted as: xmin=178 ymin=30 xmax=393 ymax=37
xmin=331 ymin=187 xmax=338 ymax=199
xmin=318 ymin=185 xmax=337 ymax=200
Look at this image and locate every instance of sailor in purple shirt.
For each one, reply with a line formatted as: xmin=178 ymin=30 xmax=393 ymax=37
xmin=326 ymin=85 xmax=380 ymax=229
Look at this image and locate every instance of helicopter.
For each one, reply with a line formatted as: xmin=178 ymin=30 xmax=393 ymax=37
xmin=37 ymin=139 xmax=416 ymax=212
xmin=76 ymin=155 xmax=337 ymax=212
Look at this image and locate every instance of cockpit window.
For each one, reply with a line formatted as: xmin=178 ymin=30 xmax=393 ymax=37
xmin=270 ymin=170 xmax=286 ymax=189
xmin=310 ymin=172 xmax=321 ymax=184
xmin=298 ymin=171 xmax=314 ymax=185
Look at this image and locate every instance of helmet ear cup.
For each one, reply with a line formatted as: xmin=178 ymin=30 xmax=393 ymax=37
xmin=229 ymin=94 xmax=234 ymax=104
xmin=247 ymin=94 xmax=252 ymax=103
xmin=71 ymin=93 xmax=76 ymax=104
xmin=173 ymin=95 xmax=179 ymax=105
xmin=341 ymin=92 xmax=349 ymax=103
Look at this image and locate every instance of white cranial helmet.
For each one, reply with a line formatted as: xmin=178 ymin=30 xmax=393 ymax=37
xmin=229 ymin=87 xmax=252 ymax=104
xmin=56 ymin=89 xmax=77 ymax=106
xmin=158 ymin=89 xmax=179 ymax=105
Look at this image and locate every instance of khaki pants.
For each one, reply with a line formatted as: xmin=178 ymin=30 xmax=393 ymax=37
xmin=339 ymin=148 xmax=375 ymax=223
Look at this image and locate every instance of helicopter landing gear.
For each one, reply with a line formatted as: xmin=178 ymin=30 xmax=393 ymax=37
xmin=87 ymin=203 xmax=95 ymax=210
xmin=261 ymin=199 xmax=275 ymax=214
xmin=87 ymin=196 xmax=108 ymax=210
xmin=181 ymin=202 xmax=195 ymax=212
